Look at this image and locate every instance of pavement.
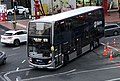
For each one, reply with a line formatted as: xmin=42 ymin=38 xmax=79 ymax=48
xmin=0 ymin=12 xmax=119 ymax=30
xmin=0 ymin=19 xmax=29 ymax=30
xmin=105 ymin=11 xmax=120 ymax=23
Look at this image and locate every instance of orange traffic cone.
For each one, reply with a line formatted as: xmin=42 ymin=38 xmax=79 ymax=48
xmin=109 ymin=50 xmax=113 ymax=60
xmin=103 ymin=46 xmax=107 ymax=56
xmin=113 ymin=38 xmax=116 ymax=47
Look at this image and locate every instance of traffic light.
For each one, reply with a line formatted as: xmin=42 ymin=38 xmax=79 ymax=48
xmin=13 ymin=1 xmax=17 ymax=10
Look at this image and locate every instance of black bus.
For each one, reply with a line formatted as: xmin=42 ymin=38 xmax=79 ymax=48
xmin=27 ymin=6 xmax=105 ymax=69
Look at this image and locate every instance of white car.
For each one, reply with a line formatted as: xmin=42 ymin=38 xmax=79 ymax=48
xmin=1 ymin=30 xmax=27 ymax=46
xmin=7 ymin=6 xmax=29 ymax=15
xmin=7 ymin=8 xmax=14 ymax=15
xmin=17 ymin=6 xmax=29 ymax=14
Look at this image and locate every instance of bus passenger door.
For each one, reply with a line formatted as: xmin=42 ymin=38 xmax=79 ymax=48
xmin=76 ymin=37 xmax=82 ymax=56
xmin=55 ymin=45 xmax=63 ymax=67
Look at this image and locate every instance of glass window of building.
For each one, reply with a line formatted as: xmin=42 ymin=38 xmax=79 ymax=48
xmin=76 ymin=0 xmax=102 ymax=8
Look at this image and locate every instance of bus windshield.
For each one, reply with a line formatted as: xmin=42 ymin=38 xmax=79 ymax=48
xmin=28 ymin=22 xmax=51 ymax=36
xmin=28 ymin=22 xmax=52 ymax=58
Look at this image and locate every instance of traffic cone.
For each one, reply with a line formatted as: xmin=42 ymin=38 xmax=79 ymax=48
xmin=103 ymin=46 xmax=107 ymax=56
xmin=109 ymin=50 xmax=113 ymax=60
xmin=106 ymin=42 xmax=110 ymax=51
xmin=113 ymin=38 xmax=116 ymax=47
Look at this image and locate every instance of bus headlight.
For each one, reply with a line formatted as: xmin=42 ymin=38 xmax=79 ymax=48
xmin=48 ymin=60 xmax=52 ymax=64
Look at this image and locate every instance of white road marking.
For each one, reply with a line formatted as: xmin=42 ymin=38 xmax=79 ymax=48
xmin=16 ymin=67 xmax=19 ymax=71
xmin=101 ymin=43 xmax=119 ymax=51
xmin=16 ymin=76 xmax=21 ymax=81
xmin=105 ymin=78 xmax=120 ymax=81
xmin=22 ymin=60 xmax=26 ymax=64
xmin=16 ymin=78 xmax=19 ymax=81
xmin=12 ymin=47 xmax=20 ymax=50
xmin=3 ymin=66 xmax=120 ymax=81
xmin=4 ymin=68 xmax=32 ymax=81
xmin=67 ymin=66 xmax=120 ymax=76
xmin=23 ymin=69 xmax=76 ymax=81
xmin=16 ymin=23 xmax=26 ymax=28
xmin=0 ymin=76 xmax=6 ymax=81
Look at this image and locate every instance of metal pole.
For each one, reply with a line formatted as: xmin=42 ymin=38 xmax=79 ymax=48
xmin=90 ymin=0 xmax=91 ymax=6
xmin=83 ymin=0 xmax=84 ymax=7
xmin=102 ymin=0 xmax=108 ymax=16
xmin=13 ymin=0 xmax=17 ymax=30
xmin=51 ymin=0 xmax=53 ymax=14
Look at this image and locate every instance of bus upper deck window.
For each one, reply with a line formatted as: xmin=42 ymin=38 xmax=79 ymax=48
xmin=36 ymin=23 xmax=44 ymax=30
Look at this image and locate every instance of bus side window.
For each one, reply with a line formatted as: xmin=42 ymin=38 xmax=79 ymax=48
xmin=65 ymin=19 xmax=72 ymax=31
xmin=60 ymin=23 xmax=66 ymax=32
xmin=54 ymin=22 xmax=60 ymax=34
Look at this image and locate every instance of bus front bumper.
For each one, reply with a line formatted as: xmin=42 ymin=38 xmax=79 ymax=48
xmin=28 ymin=60 xmax=55 ymax=69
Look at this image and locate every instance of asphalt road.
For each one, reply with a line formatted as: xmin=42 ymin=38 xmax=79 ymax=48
xmin=1 ymin=28 xmax=120 ymax=81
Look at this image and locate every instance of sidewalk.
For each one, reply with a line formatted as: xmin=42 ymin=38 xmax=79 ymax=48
xmin=105 ymin=11 xmax=120 ymax=23
xmin=0 ymin=19 xmax=29 ymax=30
xmin=0 ymin=12 xmax=119 ymax=30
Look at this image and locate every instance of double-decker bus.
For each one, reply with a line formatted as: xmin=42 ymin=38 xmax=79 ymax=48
xmin=27 ymin=6 xmax=105 ymax=69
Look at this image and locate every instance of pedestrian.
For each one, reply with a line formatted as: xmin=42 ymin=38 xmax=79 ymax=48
xmin=118 ymin=3 xmax=120 ymax=18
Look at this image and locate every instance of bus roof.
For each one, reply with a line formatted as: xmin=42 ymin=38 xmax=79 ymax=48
xmin=30 ymin=6 xmax=103 ymax=23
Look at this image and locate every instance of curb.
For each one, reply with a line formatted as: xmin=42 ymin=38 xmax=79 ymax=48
xmin=0 ymin=24 xmax=9 ymax=31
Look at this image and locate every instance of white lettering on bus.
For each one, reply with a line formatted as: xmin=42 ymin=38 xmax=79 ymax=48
xmin=33 ymin=38 xmax=48 ymax=42
xmin=94 ymin=21 xmax=102 ymax=28
xmin=33 ymin=38 xmax=42 ymax=42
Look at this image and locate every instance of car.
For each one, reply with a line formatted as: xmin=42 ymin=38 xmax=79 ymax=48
xmin=7 ymin=8 xmax=14 ymax=15
xmin=104 ymin=24 xmax=120 ymax=36
xmin=7 ymin=8 xmax=19 ymax=15
xmin=1 ymin=30 xmax=27 ymax=46
xmin=7 ymin=6 xmax=29 ymax=15
xmin=17 ymin=6 xmax=29 ymax=14
xmin=0 ymin=51 xmax=7 ymax=65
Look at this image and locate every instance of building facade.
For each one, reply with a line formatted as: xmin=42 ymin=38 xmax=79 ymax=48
xmin=1 ymin=0 xmax=30 ymax=9
xmin=1 ymin=0 xmax=120 ymax=14
xmin=1 ymin=0 xmax=119 ymax=9
xmin=76 ymin=0 xmax=119 ymax=9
